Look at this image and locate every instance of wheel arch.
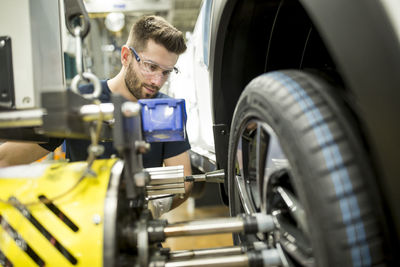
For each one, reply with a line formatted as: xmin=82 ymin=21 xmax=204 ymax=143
xmin=210 ymin=0 xmax=343 ymax=171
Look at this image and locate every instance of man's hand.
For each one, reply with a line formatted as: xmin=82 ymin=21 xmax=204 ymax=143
xmin=0 ymin=142 xmax=50 ymax=167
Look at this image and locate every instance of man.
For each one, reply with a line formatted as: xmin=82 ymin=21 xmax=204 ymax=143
xmin=0 ymin=15 xmax=192 ymax=215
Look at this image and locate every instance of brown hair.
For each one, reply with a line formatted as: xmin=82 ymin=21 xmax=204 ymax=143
xmin=126 ymin=15 xmax=187 ymax=55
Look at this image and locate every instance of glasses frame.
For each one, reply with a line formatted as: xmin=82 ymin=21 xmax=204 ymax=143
xmin=128 ymin=46 xmax=179 ymax=77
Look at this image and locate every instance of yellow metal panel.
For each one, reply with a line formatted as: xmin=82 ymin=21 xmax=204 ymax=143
xmin=3 ymin=209 xmax=68 ymax=266
xmin=0 ymin=159 xmax=119 ymax=267
xmin=0 ymin=226 xmax=36 ymax=267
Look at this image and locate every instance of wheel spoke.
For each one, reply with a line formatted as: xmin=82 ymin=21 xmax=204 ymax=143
xmin=260 ymin=123 xmax=289 ymax=213
xmin=280 ymin=236 xmax=315 ymax=267
xmin=235 ymin=174 xmax=253 ymax=214
xmin=235 ymin=128 xmax=254 ymax=214
xmin=235 ymin=121 xmax=261 ymax=213
xmin=274 ymin=212 xmax=315 ymax=266
xmin=236 ymin=136 xmax=244 ymax=179
xmin=263 ymin=127 xmax=289 ymax=178
xmin=276 ymin=186 xmax=309 ymax=235
xmin=255 ymin=122 xmax=266 ymax=212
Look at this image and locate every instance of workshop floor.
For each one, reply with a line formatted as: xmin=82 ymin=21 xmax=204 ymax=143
xmin=161 ymin=198 xmax=233 ymax=250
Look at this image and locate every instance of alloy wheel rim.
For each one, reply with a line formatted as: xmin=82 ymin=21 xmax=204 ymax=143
xmin=233 ymin=119 xmax=315 ymax=266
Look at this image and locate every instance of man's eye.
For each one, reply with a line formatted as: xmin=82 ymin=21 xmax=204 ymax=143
xmin=143 ymin=62 xmax=158 ymax=72
xmin=162 ymin=70 xmax=172 ymax=76
xmin=149 ymin=63 xmax=158 ymax=72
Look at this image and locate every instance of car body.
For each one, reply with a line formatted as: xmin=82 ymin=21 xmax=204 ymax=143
xmin=169 ymin=0 xmax=400 ymax=265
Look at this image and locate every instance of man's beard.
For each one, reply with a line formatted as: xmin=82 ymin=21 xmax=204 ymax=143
xmin=124 ymin=62 xmax=159 ymax=99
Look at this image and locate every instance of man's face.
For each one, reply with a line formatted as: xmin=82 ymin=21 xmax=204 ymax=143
xmin=124 ymin=60 xmax=146 ymax=100
xmin=124 ymin=39 xmax=179 ymax=100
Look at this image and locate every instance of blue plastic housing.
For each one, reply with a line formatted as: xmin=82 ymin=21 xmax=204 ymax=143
xmin=138 ymin=98 xmax=187 ymax=142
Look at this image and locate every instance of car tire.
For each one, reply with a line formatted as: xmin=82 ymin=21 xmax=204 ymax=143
xmin=227 ymin=70 xmax=387 ymax=266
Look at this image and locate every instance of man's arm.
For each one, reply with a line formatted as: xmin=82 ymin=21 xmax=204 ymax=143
xmin=0 ymin=142 xmax=50 ymax=167
xmin=164 ymin=150 xmax=193 ymax=209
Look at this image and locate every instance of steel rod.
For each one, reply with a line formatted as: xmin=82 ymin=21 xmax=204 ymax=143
xmin=165 ymin=254 xmax=250 ymax=267
xmin=169 ymin=246 xmax=243 ymax=260
xmin=164 ymin=217 xmax=244 ymax=237
xmin=188 ymin=169 xmax=225 ymax=183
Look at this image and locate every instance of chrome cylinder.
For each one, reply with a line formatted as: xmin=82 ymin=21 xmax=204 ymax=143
xmin=165 ymin=248 xmax=282 ymax=267
xmin=169 ymin=246 xmax=243 ymax=260
xmin=189 ymin=169 xmax=225 ymax=183
xmin=164 ymin=217 xmax=244 ymax=237
xmin=165 ymin=254 xmax=250 ymax=267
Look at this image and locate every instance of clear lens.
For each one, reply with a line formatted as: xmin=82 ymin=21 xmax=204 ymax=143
xmin=130 ymin=46 xmax=179 ymax=78
xmin=140 ymin=60 xmax=175 ymax=78
xmin=142 ymin=61 xmax=159 ymax=73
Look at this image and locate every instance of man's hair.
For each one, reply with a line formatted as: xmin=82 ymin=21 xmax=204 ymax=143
xmin=127 ymin=15 xmax=187 ymax=55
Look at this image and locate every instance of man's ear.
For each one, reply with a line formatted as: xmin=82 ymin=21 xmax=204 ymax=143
xmin=121 ymin=46 xmax=131 ymax=67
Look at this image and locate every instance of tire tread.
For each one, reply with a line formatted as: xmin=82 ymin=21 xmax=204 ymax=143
xmin=228 ymin=70 xmax=387 ymax=267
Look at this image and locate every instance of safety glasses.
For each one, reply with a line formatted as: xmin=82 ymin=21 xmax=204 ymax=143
xmin=129 ymin=46 xmax=179 ymax=79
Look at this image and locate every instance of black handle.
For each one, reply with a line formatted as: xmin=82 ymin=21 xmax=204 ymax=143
xmin=64 ymin=0 xmax=91 ymax=38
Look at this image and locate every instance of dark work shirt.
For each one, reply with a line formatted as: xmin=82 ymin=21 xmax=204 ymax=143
xmin=39 ymin=80 xmax=191 ymax=168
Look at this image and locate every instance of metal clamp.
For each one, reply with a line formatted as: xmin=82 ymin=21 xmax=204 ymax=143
xmin=145 ymin=165 xmax=185 ymax=197
xmin=71 ymin=72 xmax=101 ymax=99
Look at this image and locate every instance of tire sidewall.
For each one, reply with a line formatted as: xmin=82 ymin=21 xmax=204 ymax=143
xmin=227 ymin=70 xmax=378 ymax=266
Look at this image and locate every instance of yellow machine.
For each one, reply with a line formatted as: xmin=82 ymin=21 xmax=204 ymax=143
xmin=0 ymin=159 xmax=121 ymax=266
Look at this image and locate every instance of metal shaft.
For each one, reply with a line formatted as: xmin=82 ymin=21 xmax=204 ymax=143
xmin=165 ymin=249 xmax=283 ymax=267
xmin=169 ymin=246 xmax=243 ymax=260
xmin=164 ymin=217 xmax=244 ymax=237
xmin=165 ymin=254 xmax=250 ymax=267
xmin=188 ymin=169 xmax=225 ymax=183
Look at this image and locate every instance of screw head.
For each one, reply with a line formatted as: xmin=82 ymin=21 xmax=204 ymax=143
xmin=92 ymin=214 xmax=102 ymax=225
